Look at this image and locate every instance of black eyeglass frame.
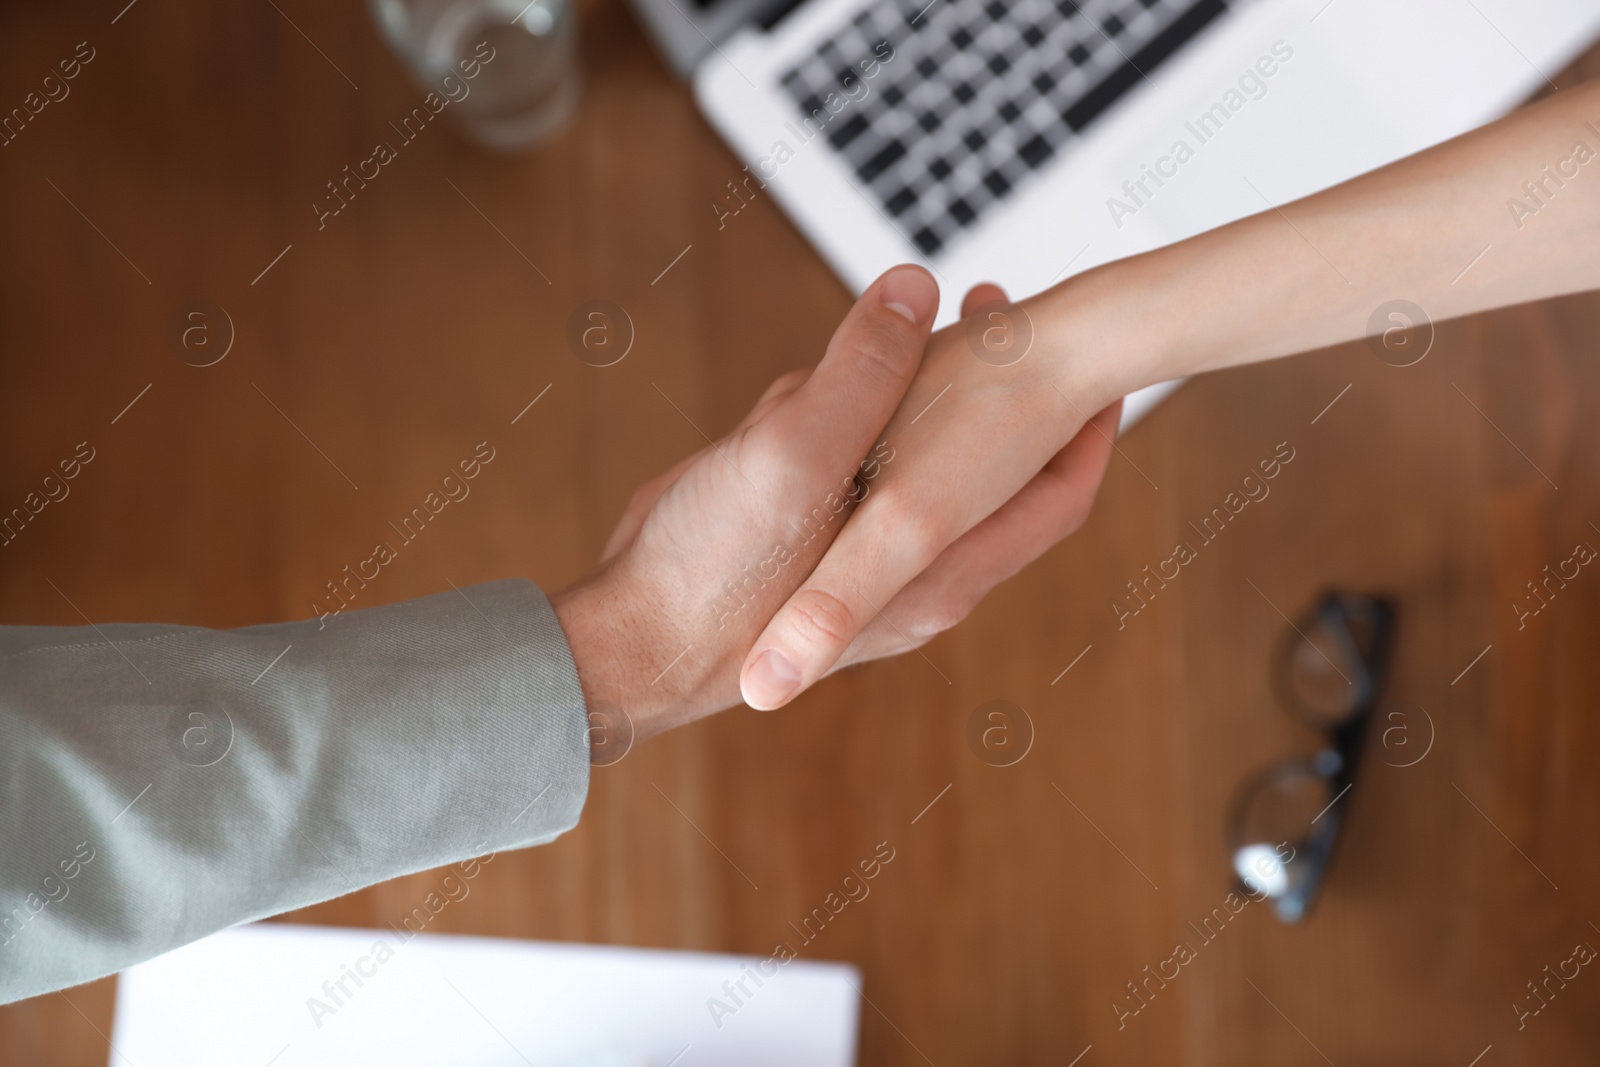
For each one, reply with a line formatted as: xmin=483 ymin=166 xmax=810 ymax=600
xmin=1226 ymin=592 xmax=1397 ymax=923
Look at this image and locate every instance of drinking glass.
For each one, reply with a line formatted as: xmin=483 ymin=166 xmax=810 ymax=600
xmin=368 ymin=0 xmax=581 ymax=150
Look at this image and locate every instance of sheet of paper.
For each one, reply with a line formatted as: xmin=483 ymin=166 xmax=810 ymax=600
xmin=110 ymin=924 xmax=861 ymax=1067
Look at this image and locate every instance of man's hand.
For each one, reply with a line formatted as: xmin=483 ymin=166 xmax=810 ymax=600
xmin=738 ymin=281 xmax=1123 ymax=709
xmin=551 ymin=266 xmax=941 ymax=750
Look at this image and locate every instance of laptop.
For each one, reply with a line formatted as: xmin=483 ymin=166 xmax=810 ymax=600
xmin=628 ymin=0 xmax=1600 ymax=425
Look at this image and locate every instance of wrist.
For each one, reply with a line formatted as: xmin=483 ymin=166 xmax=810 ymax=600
xmin=1025 ymin=254 xmax=1180 ymax=410
xmin=550 ymin=572 xmax=681 ymax=757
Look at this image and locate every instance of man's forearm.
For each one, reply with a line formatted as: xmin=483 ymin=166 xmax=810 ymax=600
xmin=1037 ymin=77 xmax=1600 ymax=402
xmin=0 ymin=580 xmax=588 ymax=1004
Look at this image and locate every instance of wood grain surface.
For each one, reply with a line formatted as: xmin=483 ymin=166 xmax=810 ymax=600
xmin=2 ymin=2 xmax=1597 ymax=1064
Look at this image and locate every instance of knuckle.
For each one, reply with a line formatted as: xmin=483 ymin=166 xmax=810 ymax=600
xmin=867 ymin=482 xmax=942 ymax=563
xmin=1058 ymin=500 xmax=1093 ymax=538
xmin=773 ymin=368 xmax=811 ymax=394
xmin=845 ymin=317 xmax=918 ymax=389
xmin=854 ymin=596 xmax=962 ymax=661
xmin=894 ymin=576 xmax=975 ymax=648
xmin=631 ymin=463 xmax=681 ymax=504
xmin=756 ymin=369 xmax=811 ymax=410
xmin=624 ymin=480 xmax=658 ymax=516
xmin=739 ymin=431 xmax=795 ymax=488
xmin=1041 ymin=471 xmax=1097 ymax=538
xmin=911 ymin=598 xmax=970 ymax=642
xmin=785 ymin=587 xmax=859 ymax=652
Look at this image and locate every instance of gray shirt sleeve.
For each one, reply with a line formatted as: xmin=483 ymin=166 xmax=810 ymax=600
xmin=0 ymin=578 xmax=589 ymax=1004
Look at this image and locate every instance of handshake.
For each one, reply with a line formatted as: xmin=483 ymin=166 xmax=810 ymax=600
xmin=552 ymin=265 xmax=1130 ymax=752
xmin=546 ymin=66 xmax=1600 ymax=753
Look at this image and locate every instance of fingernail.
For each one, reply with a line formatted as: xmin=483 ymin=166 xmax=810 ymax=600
xmin=743 ymin=649 xmax=802 ymax=710
xmin=880 ymin=267 xmax=938 ymax=327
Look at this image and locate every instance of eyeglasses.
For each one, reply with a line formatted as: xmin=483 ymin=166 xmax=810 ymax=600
xmin=1226 ymin=593 xmax=1396 ymax=922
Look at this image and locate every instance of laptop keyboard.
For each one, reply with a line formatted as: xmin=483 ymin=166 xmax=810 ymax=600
xmin=778 ymin=0 xmax=1229 ymax=256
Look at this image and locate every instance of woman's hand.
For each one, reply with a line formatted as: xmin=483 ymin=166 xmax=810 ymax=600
xmin=738 ymin=76 xmax=1600 ymax=711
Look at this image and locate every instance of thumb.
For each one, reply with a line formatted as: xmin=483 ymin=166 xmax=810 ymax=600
xmin=739 ymin=265 xmax=939 ymax=709
xmin=757 ymin=265 xmax=939 ymax=449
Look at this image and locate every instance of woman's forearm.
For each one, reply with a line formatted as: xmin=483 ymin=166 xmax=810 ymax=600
xmin=736 ymin=77 xmax=1600 ymax=702
xmin=1037 ymin=77 xmax=1600 ymax=401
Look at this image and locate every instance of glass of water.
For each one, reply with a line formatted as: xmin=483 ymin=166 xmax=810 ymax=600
xmin=368 ymin=0 xmax=581 ymax=150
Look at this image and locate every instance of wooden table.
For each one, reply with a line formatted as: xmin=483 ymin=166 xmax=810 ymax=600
xmin=3 ymin=3 xmax=1598 ymax=1063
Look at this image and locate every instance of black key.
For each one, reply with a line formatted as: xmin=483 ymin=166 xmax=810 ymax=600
xmin=929 ymin=157 xmax=953 ymax=179
xmin=948 ymin=197 xmax=977 ymax=226
xmin=886 ymin=186 xmax=918 ymax=216
xmin=917 ymin=56 xmax=939 ymax=78
xmin=987 ymin=53 xmax=1011 ymax=75
xmin=998 ymin=100 xmax=1022 ymax=123
xmin=985 ymin=1 xmax=1007 ymax=20
xmin=919 ymin=109 xmax=943 ymax=132
xmin=1068 ymin=43 xmax=1092 ymax=65
xmin=882 ymin=84 xmax=905 ymax=106
xmin=837 ymin=66 xmax=858 ymax=87
xmin=983 ymin=169 xmax=1011 ymax=196
xmin=1022 ymin=24 xmax=1045 ymax=46
xmin=828 ymin=113 xmax=870 ymax=148
xmin=964 ymin=128 xmax=987 ymax=152
xmin=1065 ymin=0 xmax=1227 ymax=132
xmin=763 ymin=0 xmax=814 ymax=30
xmin=802 ymin=94 xmax=825 ymax=116
xmin=1019 ymin=134 xmax=1053 ymax=168
xmin=1101 ymin=14 xmax=1125 ymax=36
xmin=913 ymin=226 xmax=943 ymax=255
xmin=1033 ymin=71 xmax=1057 ymax=94
xmin=858 ymin=139 xmax=907 ymax=182
xmin=1057 ymin=0 xmax=1083 ymax=16
xmin=952 ymin=81 xmax=976 ymax=103
xmin=951 ymin=26 xmax=974 ymax=48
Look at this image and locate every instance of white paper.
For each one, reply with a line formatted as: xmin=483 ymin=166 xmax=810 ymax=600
xmin=110 ymin=924 xmax=861 ymax=1067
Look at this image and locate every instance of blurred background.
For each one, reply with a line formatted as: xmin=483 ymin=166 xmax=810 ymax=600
xmin=2 ymin=0 xmax=1600 ymax=1063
